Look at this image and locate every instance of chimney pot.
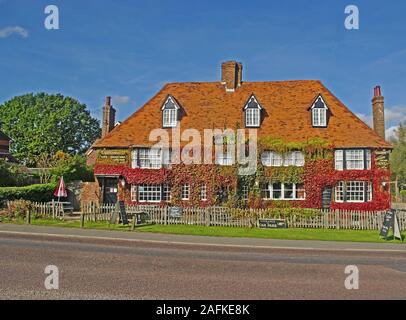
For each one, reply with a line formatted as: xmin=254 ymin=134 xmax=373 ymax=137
xmin=106 ymin=96 xmax=111 ymax=105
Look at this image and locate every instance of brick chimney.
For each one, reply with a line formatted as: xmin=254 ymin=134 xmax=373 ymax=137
xmin=221 ymin=61 xmax=243 ymax=92
xmin=372 ymin=86 xmax=385 ymax=140
xmin=101 ymin=96 xmax=116 ymax=138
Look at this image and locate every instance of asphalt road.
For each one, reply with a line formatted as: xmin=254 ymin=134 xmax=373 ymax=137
xmin=0 ymin=232 xmax=406 ymax=300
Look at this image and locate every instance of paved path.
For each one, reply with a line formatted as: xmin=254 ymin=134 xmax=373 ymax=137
xmin=0 ymin=224 xmax=405 ymax=299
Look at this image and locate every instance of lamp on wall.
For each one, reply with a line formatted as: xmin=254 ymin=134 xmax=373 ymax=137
xmin=120 ymin=177 xmax=126 ymax=187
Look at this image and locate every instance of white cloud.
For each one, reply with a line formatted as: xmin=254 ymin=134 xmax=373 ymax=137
xmin=113 ymin=95 xmax=131 ymax=105
xmin=357 ymin=105 xmax=406 ymax=130
xmin=0 ymin=26 xmax=28 ymax=38
xmin=386 ymin=126 xmax=399 ymax=141
xmin=356 ymin=113 xmax=373 ymax=128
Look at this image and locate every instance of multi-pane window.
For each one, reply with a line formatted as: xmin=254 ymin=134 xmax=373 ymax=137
xmin=311 ymin=96 xmax=328 ymax=127
xmin=262 ymin=151 xmax=304 ymax=167
xmin=346 ymin=150 xmax=364 ymax=170
xmin=245 ymin=95 xmax=262 ymax=127
xmin=162 ymin=96 xmax=178 ymax=128
xmin=335 ymin=181 xmax=373 ymax=203
xmin=162 ymin=109 xmax=177 ymax=128
xmin=200 ymin=184 xmax=207 ymax=201
xmin=284 ymin=152 xmax=305 ymax=167
xmin=181 ymin=184 xmax=190 ymax=200
xmin=132 ymin=148 xmax=171 ymax=169
xmin=245 ymin=108 xmax=261 ymax=127
xmin=312 ymin=108 xmax=327 ymax=127
xmin=335 ymin=150 xmax=344 ymax=170
xmin=216 ymin=151 xmax=234 ymax=166
xmin=335 ymin=182 xmax=345 ymax=202
xmin=262 ymin=183 xmax=305 ymax=200
xmin=138 ymin=184 xmax=162 ymax=203
xmin=242 ymin=185 xmax=249 ymax=201
xmin=131 ymin=185 xmax=137 ymax=202
xmin=335 ymin=149 xmax=372 ymax=171
xmin=163 ymin=184 xmax=171 ymax=202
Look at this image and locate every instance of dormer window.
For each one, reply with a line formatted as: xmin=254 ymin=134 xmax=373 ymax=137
xmin=244 ymin=95 xmax=262 ymax=127
xmin=310 ymin=95 xmax=329 ymax=127
xmin=161 ymin=95 xmax=180 ymax=128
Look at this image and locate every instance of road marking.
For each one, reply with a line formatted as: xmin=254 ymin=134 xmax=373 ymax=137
xmin=0 ymin=229 xmax=404 ymax=253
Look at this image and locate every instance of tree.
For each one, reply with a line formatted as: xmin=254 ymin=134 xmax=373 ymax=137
xmin=50 ymin=151 xmax=94 ymax=182
xmin=0 ymin=93 xmax=100 ymax=166
xmin=389 ymin=122 xmax=406 ymax=198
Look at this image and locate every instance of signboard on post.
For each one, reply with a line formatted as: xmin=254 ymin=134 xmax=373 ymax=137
xmin=380 ymin=209 xmax=402 ymax=241
xmin=258 ymin=219 xmax=288 ymax=229
xmin=169 ymin=207 xmax=183 ymax=219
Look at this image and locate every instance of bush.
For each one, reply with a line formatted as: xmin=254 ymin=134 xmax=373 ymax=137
xmin=0 ymin=183 xmax=57 ymax=203
xmin=50 ymin=152 xmax=94 ymax=182
xmin=0 ymin=200 xmax=33 ymax=219
xmin=401 ymin=190 xmax=406 ymax=196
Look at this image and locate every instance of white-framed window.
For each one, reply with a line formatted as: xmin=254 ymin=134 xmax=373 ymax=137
xmin=163 ymin=109 xmax=177 ymax=128
xmin=334 ymin=181 xmax=373 ymax=203
xmin=242 ymin=185 xmax=249 ymax=201
xmin=262 ymin=183 xmax=305 ymax=201
xmin=163 ymin=184 xmax=171 ymax=202
xmin=335 ymin=182 xmax=345 ymax=202
xmin=181 ymin=184 xmax=190 ymax=201
xmin=138 ymin=184 xmax=162 ymax=203
xmin=161 ymin=96 xmax=179 ymax=128
xmin=132 ymin=148 xmax=171 ymax=169
xmin=335 ymin=150 xmax=344 ymax=170
xmin=245 ymin=108 xmax=261 ymax=127
xmin=346 ymin=150 xmax=364 ymax=170
xmin=200 ymin=184 xmax=207 ymax=201
xmin=284 ymin=151 xmax=305 ymax=167
xmin=244 ymin=95 xmax=262 ymax=127
xmin=262 ymin=151 xmax=304 ymax=167
xmin=335 ymin=149 xmax=372 ymax=171
xmin=131 ymin=185 xmax=137 ymax=202
xmin=216 ymin=151 xmax=234 ymax=166
xmin=311 ymin=95 xmax=328 ymax=127
xmin=261 ymin=151 xmax=283 ymax=167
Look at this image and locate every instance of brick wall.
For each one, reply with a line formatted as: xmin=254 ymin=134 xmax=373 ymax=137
xmin=80 ymin=181 xmax=101 ymax=205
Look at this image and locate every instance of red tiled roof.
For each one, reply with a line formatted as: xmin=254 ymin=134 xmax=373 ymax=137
xmin=93 ymin=80 xmax=391 ymax=149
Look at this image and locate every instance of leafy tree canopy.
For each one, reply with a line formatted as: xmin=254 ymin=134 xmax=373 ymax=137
xmin=389 ymin=122 xmax=406 ymax=189
xmin=0 ymin=93 xmax=100 ymax=166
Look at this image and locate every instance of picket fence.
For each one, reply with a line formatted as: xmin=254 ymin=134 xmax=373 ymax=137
xmin=7 ymin=201 xmax=64 ymax=219
xmin=80 ymin=202 xmax=406 ymax=231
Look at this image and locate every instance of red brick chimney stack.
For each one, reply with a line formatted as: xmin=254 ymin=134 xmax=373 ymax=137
xmin=372 ymin=86 xmax=385 ymax=140
xmin=102 ymin=96 xmax=116 ymax=138
xmin=221 ymin=61 xmax=243 ymax=92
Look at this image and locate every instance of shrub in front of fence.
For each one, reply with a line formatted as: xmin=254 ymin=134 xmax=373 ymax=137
xmin=0 ymin=183 xmax=57 ymax=203
xmin=1 ymin=200 xmax=34 ymax=220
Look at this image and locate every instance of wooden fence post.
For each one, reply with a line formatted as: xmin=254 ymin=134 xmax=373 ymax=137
xmin=80 ymin=213 xmax=85 ymax=228
xmin=131 ymin=216 xmax=136 ymax=231
xmin=26 ymin=210 xmax=31 ymax=225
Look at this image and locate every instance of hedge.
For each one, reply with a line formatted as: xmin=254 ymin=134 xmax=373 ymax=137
xmin=401 ymin=190 xmax=406 ymax=196
xmin=0 ymin=183 xmax=57 ymax=203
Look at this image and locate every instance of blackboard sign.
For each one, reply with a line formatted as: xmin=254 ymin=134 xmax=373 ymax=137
xmin=380 ymin=210 xmax=395 ymax=239
xmin=169 ymin=207 xmax=183 ymax=218
xmin=322 ymin=187 xmax=333 ymax=210
xmin=118 ymin=201 xmax=129 ymax=225
xmin=258 ymin=219 xmax=287 ymax=229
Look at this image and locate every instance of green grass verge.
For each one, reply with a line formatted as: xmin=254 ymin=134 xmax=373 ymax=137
xmin=2 ymin=217 xmax=404 ymax=244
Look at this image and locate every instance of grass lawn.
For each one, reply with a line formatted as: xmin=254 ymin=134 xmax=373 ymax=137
xmin=2 ymin=217 xmax=404 ymax=244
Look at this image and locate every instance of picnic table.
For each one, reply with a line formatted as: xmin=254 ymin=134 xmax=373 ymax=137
xmin=48 ymin=200 xmax=74 ymax=216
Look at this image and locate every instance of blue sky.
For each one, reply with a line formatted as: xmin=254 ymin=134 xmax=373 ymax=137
xmin=1 ymin=0 xmax=405 ymax=137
